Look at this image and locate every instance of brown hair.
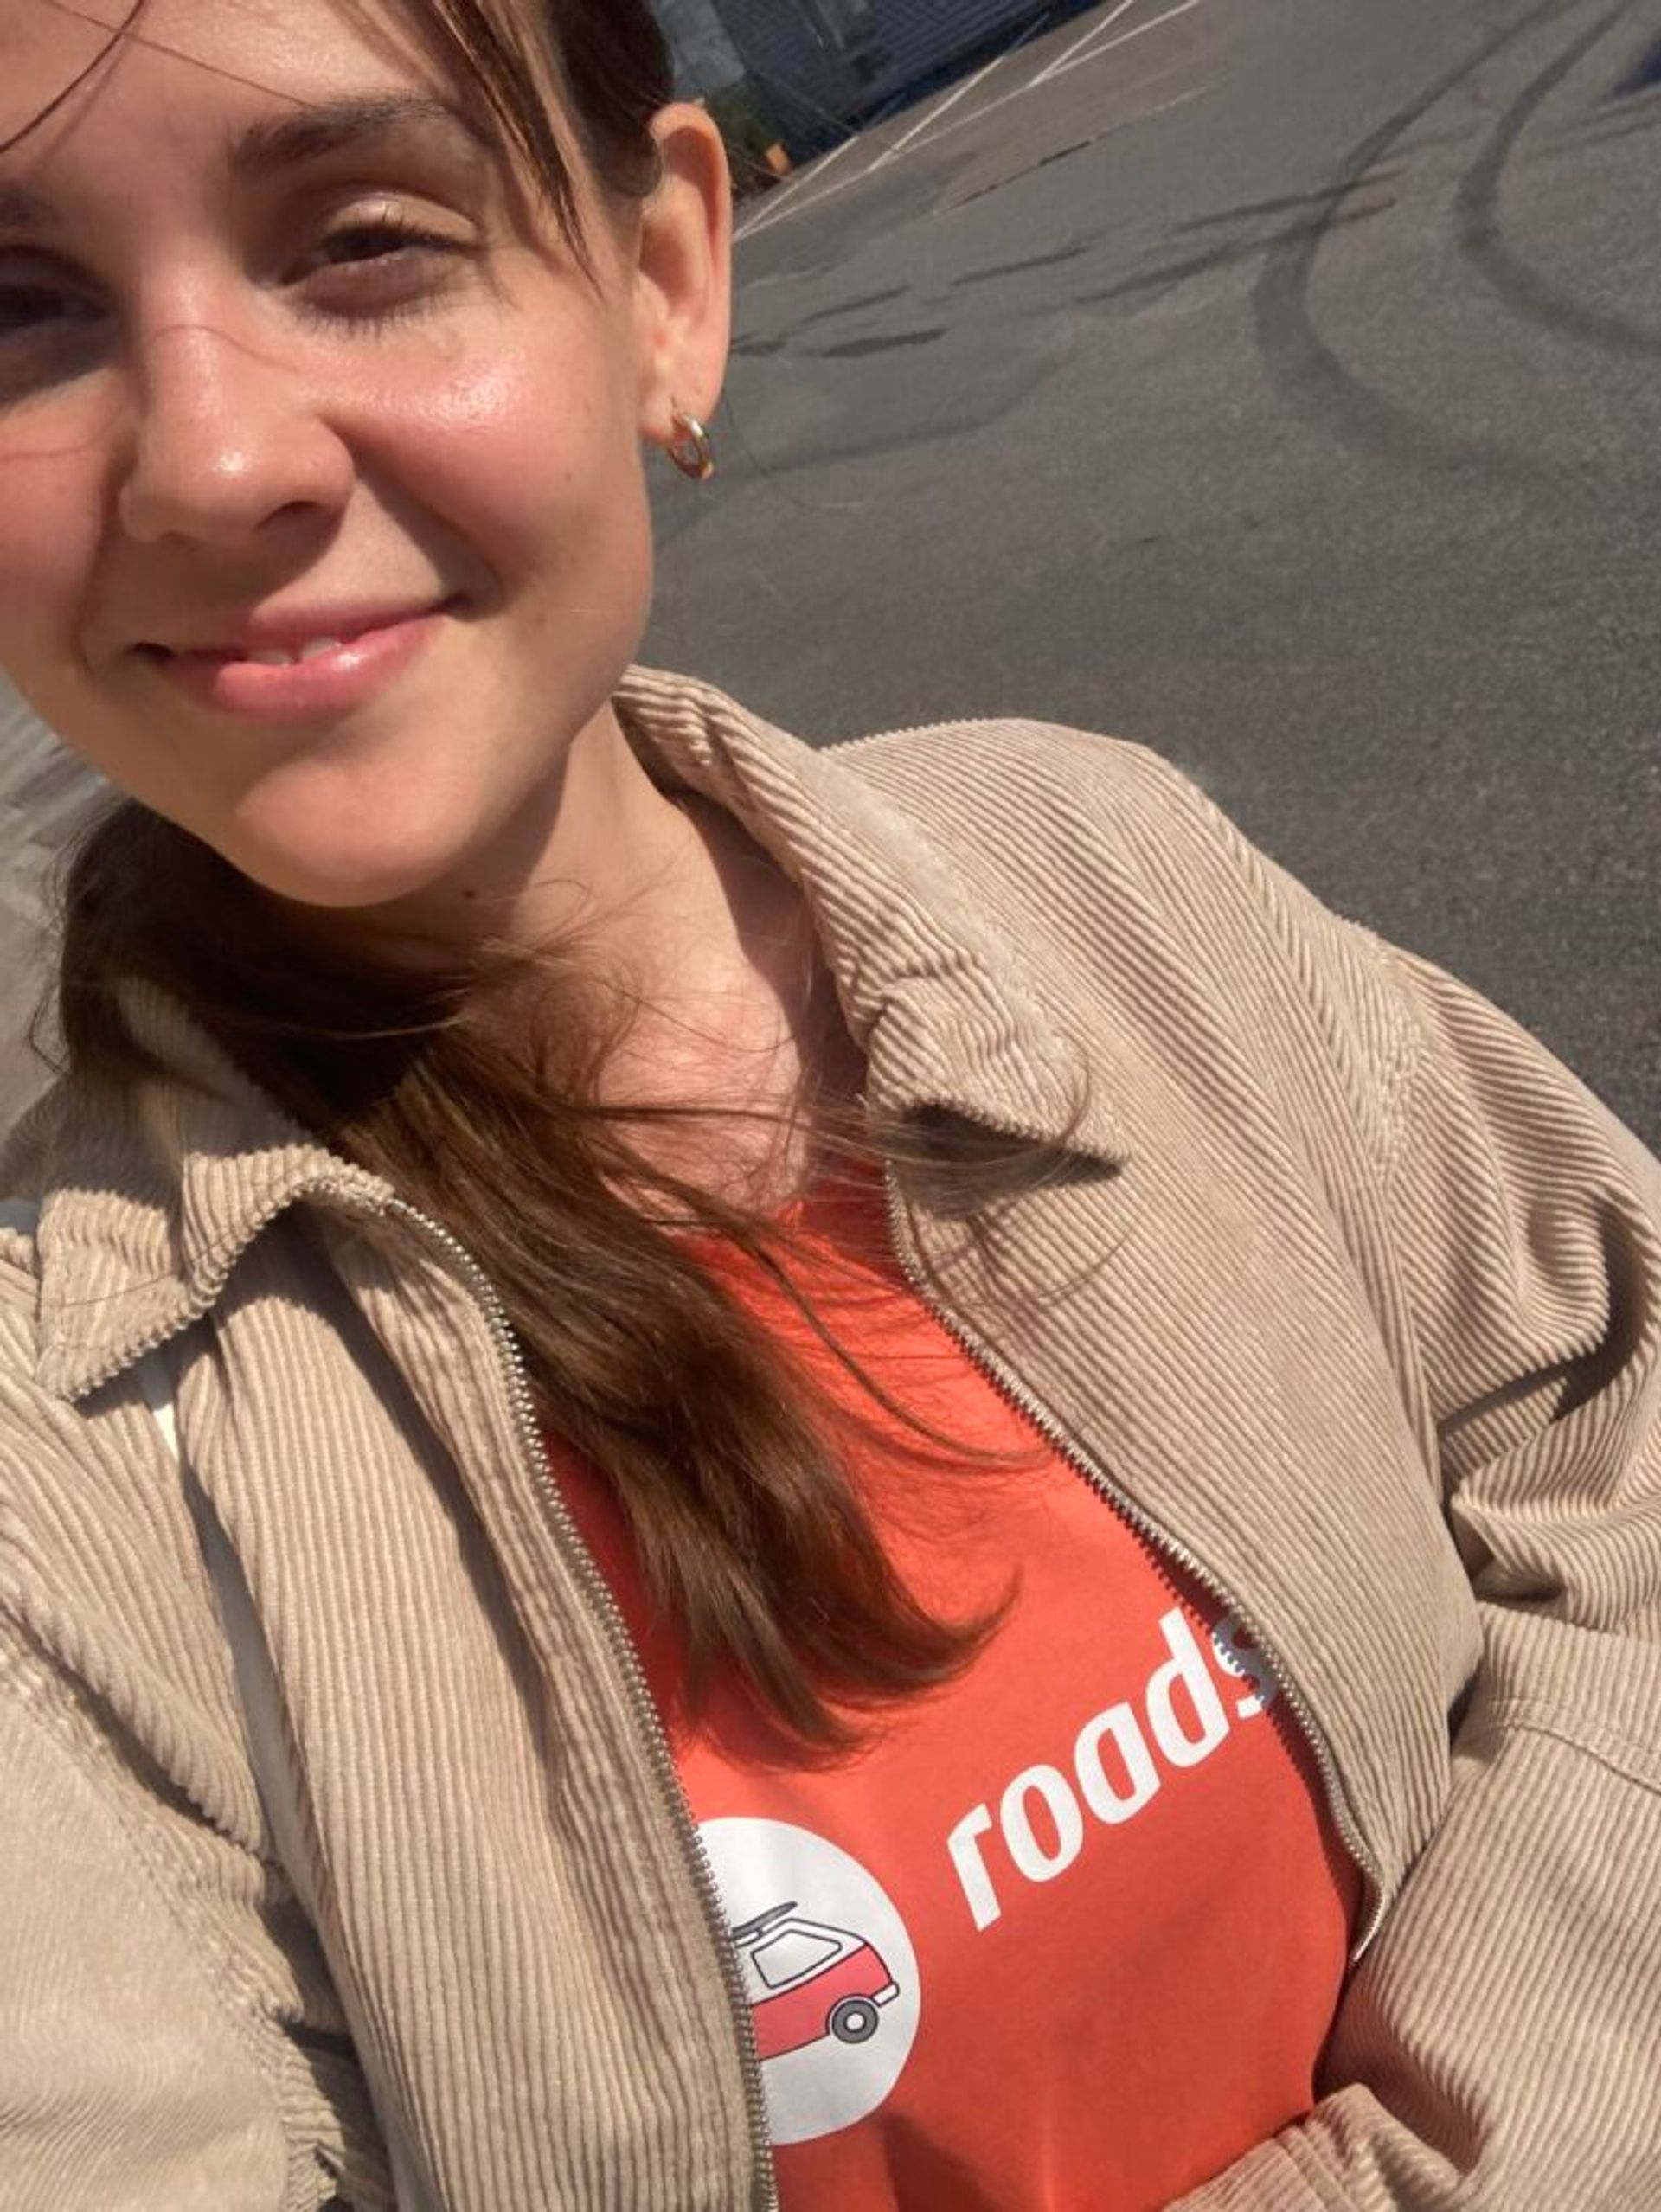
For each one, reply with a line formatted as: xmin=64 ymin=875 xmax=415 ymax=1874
xmin=36 ymin=0 xmax=1065 ymax=1747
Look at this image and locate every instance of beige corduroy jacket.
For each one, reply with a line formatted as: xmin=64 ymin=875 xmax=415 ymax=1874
xmin=2 ymin=669 xmax=1659 ymax=2212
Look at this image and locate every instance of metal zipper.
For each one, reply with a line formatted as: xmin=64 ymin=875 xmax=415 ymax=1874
xmin=879 ymin=1164 xmax=1391 ymax=1965
xmin=382 ymin=1196 xmax=779 ymax=2212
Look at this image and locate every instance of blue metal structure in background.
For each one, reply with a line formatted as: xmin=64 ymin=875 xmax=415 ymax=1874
xmin=661 ymin=0 xmax=1085 ymax=158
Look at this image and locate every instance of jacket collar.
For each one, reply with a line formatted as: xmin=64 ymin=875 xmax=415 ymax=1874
xmin=6 ymin=667 xmax=1126 ymax=1401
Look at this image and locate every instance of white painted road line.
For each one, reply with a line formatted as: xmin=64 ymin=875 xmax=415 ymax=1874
xmin=1026 ymin=0 xmax=1152 ymax=90
xmin=734 ymin=0 xmax=1213 ymax=245
xmin=735 ymin=156 xmax=866 ymax=244
xmin=897 ymin=0 xmax=1211 ymax=162
xmin=1038 ymin=0 xmax=1207 ymax=85
xmin=740 ymin=20 xmax=1039 ymax=240
xmin=734 ymin=132 xmax=859 ymax=242
xmin=869 ymin=48 xmax=1016 ymax=171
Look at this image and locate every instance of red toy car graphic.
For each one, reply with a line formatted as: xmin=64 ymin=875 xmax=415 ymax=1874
xmin=732 ymin=1901 xmax=901 ymax=2062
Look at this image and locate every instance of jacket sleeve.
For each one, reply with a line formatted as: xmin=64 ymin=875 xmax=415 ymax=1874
xmin=0 ymin=1651 xmax=298 ymax=2211
xmin=1167 ymin=807 xmax=1661 ymax=2206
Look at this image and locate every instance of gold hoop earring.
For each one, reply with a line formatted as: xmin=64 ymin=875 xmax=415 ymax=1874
xmin=666 ymin=408 xmax=716 ymax=484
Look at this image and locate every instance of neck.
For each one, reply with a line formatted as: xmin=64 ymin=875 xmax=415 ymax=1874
xmin=359 ymin=698 xmax=864 ymax=1199
xmin=596 ymin=786 xmax=868 ymax=1203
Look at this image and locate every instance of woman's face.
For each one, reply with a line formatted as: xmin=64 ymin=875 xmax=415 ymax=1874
xmin=0 ymin=0 xmax=729 ymax=914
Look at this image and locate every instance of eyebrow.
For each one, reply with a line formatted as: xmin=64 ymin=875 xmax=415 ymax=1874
xmin=0 ymin=92 xmax=496 ymax=234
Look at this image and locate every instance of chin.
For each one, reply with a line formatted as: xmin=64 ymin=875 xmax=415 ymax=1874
xmin=221 ymin=824 xmax=468 ymax=922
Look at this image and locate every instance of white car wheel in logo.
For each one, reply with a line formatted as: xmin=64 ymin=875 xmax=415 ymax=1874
xmin=700 ymin=1818 xmax=921 ymax=2145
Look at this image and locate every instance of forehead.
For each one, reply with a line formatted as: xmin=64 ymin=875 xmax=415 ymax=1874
xmin=0 ymin=0 xmax=465 ymax=176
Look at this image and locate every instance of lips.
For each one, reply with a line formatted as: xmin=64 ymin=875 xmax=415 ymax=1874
xmin=171 ymin=633 xmax=354 ymax=670
xmin=141 ymin=596 xmax=461 ymax=664
xmin=140 ymin=601 xmax=457 ymax=721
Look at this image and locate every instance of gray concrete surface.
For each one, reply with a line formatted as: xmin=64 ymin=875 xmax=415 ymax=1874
xmin=2 ymin=0 xmax=1657 ymax=1147
xmin=646 ymin=0 xmax=1661 ymax=1146
xmin=0 ymin=687 xmax=84 ymax=1119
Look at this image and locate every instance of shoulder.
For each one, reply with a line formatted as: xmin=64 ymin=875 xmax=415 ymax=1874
xmin=0 ymin=1075 xmax=73 ymax=1309
xmin=830 ymin=712 xmax=1211 ymax=817
xmin=0 ymin=1198 xmax=45 ymax=1401
xmin=0 ymin=1093 xmax=78 ymax=1406
xmin=0 ymin=1161 xmax=179 ymax=1626
xmin=831 ymin=709 xmax=1419 ymax=1177
xmin=826 ymin=712 xmax=1276 ymax=897
xmin=0 ymin=1206 xmax=39 ymax=1303
xmin=827 ymin=711 xmax=1334 ymax=952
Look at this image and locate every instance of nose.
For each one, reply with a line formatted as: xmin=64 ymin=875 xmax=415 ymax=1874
xmin=116 ymin=318 xmax=356 ymax=547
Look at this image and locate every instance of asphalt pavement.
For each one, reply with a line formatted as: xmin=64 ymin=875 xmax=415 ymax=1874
xmin=1 ymin=0 xmax=1657 ymax=1144
xmin=645 ymin=0 xmax=1661 ymax=1147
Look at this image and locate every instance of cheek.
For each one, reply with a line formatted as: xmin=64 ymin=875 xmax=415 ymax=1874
xmin=377 ymin=323 xmax=651 ymax=603
xmin=0 ymin=446 xmax=190 ymax=822
xmin=0 ymin=298 xmax=657 ymax=904
xmin=0 ymin=446 xmax=103 ymax=709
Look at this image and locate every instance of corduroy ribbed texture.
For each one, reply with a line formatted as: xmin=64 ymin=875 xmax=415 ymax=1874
xmin=1 ymin=668 xmax=1658 ymax=2209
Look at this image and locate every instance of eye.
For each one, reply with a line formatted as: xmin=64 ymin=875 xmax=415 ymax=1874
xmin=312 ymin=206 xmax=459 ymax=270
xmin=0 ymin=277 xmax=99 ymax=342
xmin=0 ymin=203 xmax=471 ymax=377
xmin=295 ymin=202 xmax=471 ymax=327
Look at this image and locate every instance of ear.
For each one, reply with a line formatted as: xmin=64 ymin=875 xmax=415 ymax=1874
xmin=631 ymin=103 xmax=734 ymax=448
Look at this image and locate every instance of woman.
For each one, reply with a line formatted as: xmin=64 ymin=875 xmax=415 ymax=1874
xmin=0 ymin=2 xmax=1656 ymax=2207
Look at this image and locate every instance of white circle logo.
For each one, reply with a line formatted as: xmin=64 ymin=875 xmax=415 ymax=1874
xmin=699 ymin=1818 xmax=921 ymax=2145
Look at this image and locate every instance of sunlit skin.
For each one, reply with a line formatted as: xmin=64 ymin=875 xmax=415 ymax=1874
xmin=0 ymin=0 xmax=832 ymax=1141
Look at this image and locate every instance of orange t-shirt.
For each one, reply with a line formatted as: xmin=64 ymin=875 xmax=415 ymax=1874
xmin=551 ymin=1174 xmax=1358 ymax=2210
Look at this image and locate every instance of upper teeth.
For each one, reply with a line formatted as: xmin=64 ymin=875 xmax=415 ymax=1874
xmin=245 ymin=637 xmax=344 ymax=665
